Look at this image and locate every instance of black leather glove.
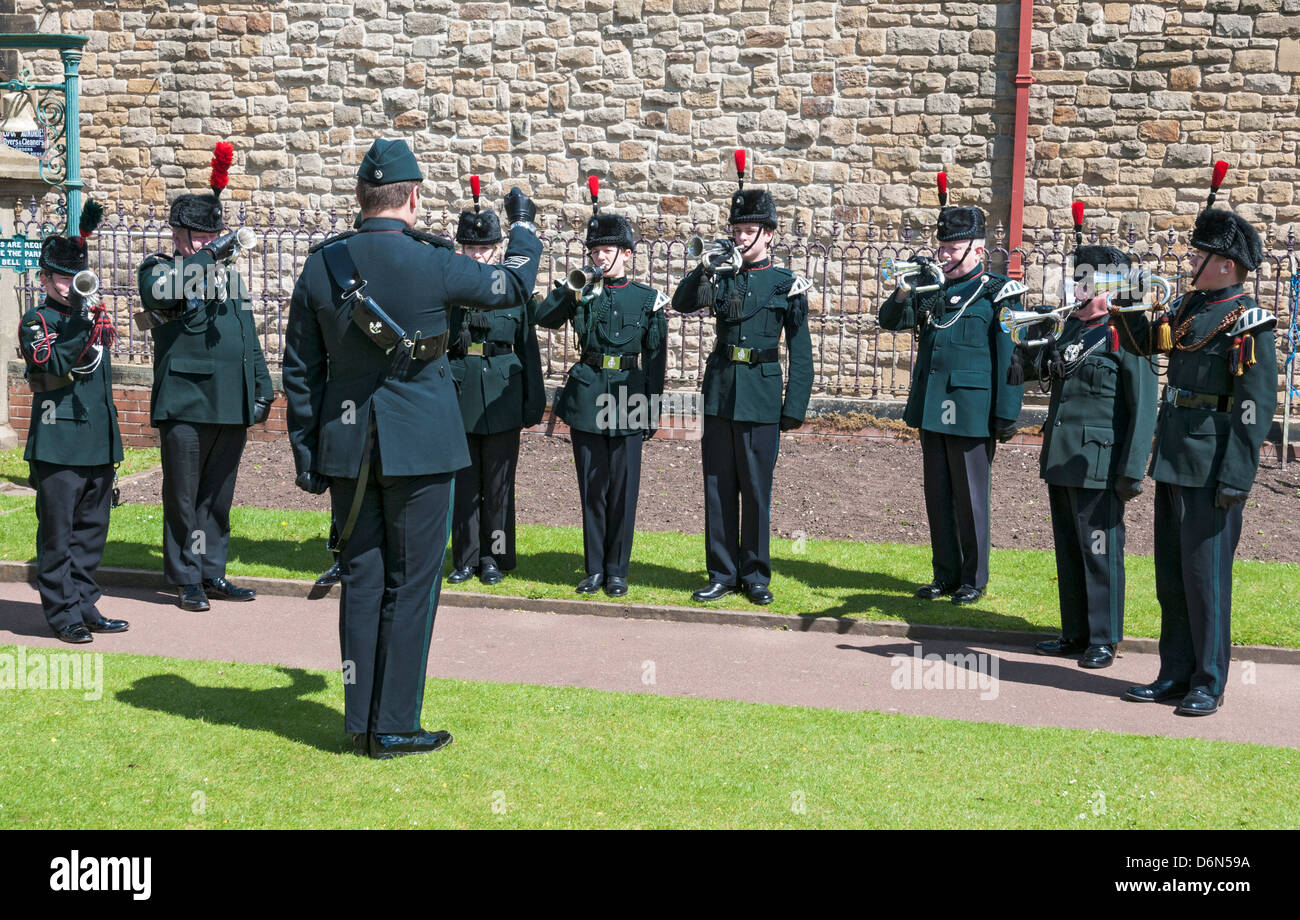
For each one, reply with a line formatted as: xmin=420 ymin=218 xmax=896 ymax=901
xmin=779 ymin=415 xmax=803 ymax=432
xmin=252 ymin=397 xmax=272 ymax=425
xmin=1215 ymin=486 xmax=1248 ymax=509
xmin=295 ymin=471 xmax=330 ymax=495
xmin=504 ymin=187 xmax=536 ymax=226
xmin=994 ymin=419 xmax=1018 ymax=443
xmin=1114 ymin=475 xmax=1143 ymax=502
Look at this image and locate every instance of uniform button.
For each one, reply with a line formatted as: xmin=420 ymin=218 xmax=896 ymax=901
xmin=1054 ymin=420 xmax=1061 ymax=427
xmin=740 ymin=336 xmax=747 ymax=342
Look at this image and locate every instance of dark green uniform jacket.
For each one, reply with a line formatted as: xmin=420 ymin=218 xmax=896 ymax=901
xmin=1036 ymin=315 xmax=1157 ymax=488
xmin=671 ymin=258 xmax=814 ymax=424
xmin=137 ymin=249 xmax=273 ymax=426
xmin=878 ymin=266 xmax=1025 ymax=437
xmin=533 ymin=277 xmax=668 ymax=437
xmin=1114 ymin=283 xmax=1277 ymax=492
xmin=282 ymin=218 xmax=543 ymax=478
xmin=449 ymin=296 xmax=545 ymax=434
xmin=19 ymin=298 xmax=123 ymax=466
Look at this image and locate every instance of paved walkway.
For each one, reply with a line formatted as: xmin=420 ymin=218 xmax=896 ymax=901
xmin=1 ymin=580 xmax=1297 ymax=749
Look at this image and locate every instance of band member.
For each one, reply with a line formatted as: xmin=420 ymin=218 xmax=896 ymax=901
xmin=136 ymin=143 xmax=273 ymax=612
xmin=534 ymin=176 xmax=668 ymax=597
xmin=1014 ymin=205 xmax=1157 ymax=668
xmin=19 ymin=203 xmax=129 ymax=643
xmin=671 ymin=151 xmax=813 ymax=606
xmin=283 ymin=138 xmax=542 ymax=757
xmin=878 ymin=172 xmax=1025 ymax=605
xmin=446 ymin=176 xmax=546 ymax=585
xmin=1112 ymin=162 xmax=1276 ymax=716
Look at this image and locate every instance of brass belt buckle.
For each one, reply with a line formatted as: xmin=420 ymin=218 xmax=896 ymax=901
xmin=602 ymin=354 xmax=621 ymax=370
xmin=731 ymin=346 xmax=752 ymax=363
xmin=467 ymin=343 xmax=484 ymax=356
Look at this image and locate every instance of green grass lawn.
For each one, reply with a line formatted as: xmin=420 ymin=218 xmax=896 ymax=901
xmin=1 ymin=649 xmax=1295 ymax=829
xmin=0 ymin=500 xmax=1297 ymax=646
xmin=0 ymin=445 xmax=161 ymax=487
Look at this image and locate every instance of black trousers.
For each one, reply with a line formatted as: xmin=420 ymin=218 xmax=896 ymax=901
xmin=1048 ymin=484 xmax=1126 ymax=646
xmin=571 ymin=429 xmax=642 ymax=579
xmin=451 ymin=429 xmax=521 ymax=571
xmin=159 ymin=421 xmax=246 ymax=586
xmin=1153 ymin=482 xmax=1243 ymax=697
xmin=330 ymin=453 xmax=454 ymax=736
xmin=33 ymin=461 xmax=114 ymax=632
xmin=701 ymin=415 xmax=780 ymax=588
xmin=919 ymin=430 xmax=995 ymax=590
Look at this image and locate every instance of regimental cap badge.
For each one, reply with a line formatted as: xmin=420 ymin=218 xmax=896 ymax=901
xmin=369 ymin=321 xmax=382 ymax=335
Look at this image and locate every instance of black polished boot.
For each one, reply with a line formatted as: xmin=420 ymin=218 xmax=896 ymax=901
xmin=691 ymin=581 xmax=735 ymax=602
xmin=1123 ymin=679 xmax=1190 ymax=703
xmin=368 ymin=729 xmax=454 ymax=759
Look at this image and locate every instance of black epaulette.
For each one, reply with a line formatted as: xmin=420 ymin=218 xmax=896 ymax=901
xmin=308 ymin=230 xmax=357 ymax=254
xmin=403 ymin=227 xmax=454 ymax=250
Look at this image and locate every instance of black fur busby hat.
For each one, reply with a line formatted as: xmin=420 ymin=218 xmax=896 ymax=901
xmin=583 ymin=175 xmax=635 ymax=250
xmin=726 ymin=150 xmax=777 ymax=229
xmin=934 ymin=172 xmax=986 ymax=242
xmin=1189 ymin=161 xmax=1263 ymax=272
xmin=169 ymin=141 xmax=233 ymax=232
xmin=456 ymin=209 xmax=502 ymax=245
xmin=1073 ymin=245 xmax=1131 ymax=276
xmin=456 ymin=175 xmax=503 ymax=245
xmin=38 ymin=199 xmax=103 ymax=276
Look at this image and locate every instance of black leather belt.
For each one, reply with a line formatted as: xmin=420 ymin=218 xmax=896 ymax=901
xmin=452 ymin=341 xmax=514 ymax=358
xmin=581 ymin=349 xmax=639 ymax=371
xmin=411 ymin=331 xmax=450 ymax=362
xmin=714 ymin=345 xmax=780 ymax=365
xmin=27 ymin=369 xmax=74 ymax=392
xmin=1163 ymin=386 xmax=1232 ymax=413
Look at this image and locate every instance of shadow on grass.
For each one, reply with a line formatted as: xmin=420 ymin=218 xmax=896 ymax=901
xmin=117 ymin=666 xmax=349 ymax=754
xmin=840 ymin=641 xmax=1139 ymax=698
xmin=456 ymin=549 xmax=1047 ymax=633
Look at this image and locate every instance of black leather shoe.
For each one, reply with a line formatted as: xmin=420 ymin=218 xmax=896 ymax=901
xmin=1124 ymin=679 xmax=1190 ymax=703
xmin=604 ymin=576 xmax=628 ymax=597
xmin=915 ymin=581 xmax=958 ymax=600
xmin=203 ymin=577 xmax=256 ymax=601
xmin=447 ymin=566 xmax=476 ymax=584
xmin=479 ymin=563 xmax=503 ymax=586
xmin=85 ymin=618 xmax=129 ymax=634
xmin=951 ymin=586 xmax=983 ymax=605
xmin=350 ymin=733 xmax=369 ymax=756
xmin=315 ymin=561 xmax=341 ymax=586
xmin=1035 ymin=636 xmax=1088 ymax=656
xmin=576 ymin=574 xmax=604 ymax=594
xmin=368 ymin=729 xmax=453 ymax=760
xmin=1080 ymin=645 xmax=1115 ymax=669
xmin=179 ymin=584 xmax=210 ymax=612
xmin=1177 ymin=688 xmax=1224 ymax=716
xmin=692 ymin=581 xmax=735 ymax=602
xmin=745 ymin=583 xmax=774 ymax=605
xmin=55 ymin=623 xmax=93 ymax=644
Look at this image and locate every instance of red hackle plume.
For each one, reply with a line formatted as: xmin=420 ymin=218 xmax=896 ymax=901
xmin=588 ymin=175 xmax=600 ymax=213
xmin=1207 ymin=160 xmax=1229 ymax=207
xmin=209 ymin=141 xmax=234 ymax=196
xmin=937 ymin=171 xmax=948 ymax=207
xmin=470 ymin=175 xmax=481 ymax=211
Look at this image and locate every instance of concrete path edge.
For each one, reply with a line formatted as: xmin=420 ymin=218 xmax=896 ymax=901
xmin=2 ymin=559 xmax=1297 ymax=665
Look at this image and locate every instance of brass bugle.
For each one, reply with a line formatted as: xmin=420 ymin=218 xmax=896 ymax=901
xmin=72 ymin=269 xmax=99 ymax=301
xmin=1093 ymin=270 xmax=1188 ymax=312
xmin=205 ymin=226 xmax=257 ymax=262
xmin=566 ymin=264 xmax=604 ymax=293
xmin=688 ymin=235 xmax=741 ymax=275
xmin=881 ymin=256 xmax=944 ymax=294
xmin=999 ymin=305 xmax=1072 ymax=348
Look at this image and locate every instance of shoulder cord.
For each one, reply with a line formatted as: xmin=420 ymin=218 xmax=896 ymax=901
xmin=1172 ymin=295 xmax=1247 ymax=352
xmin=928 ymin=276 xmax=989 ymax=331
xmin=27 ymin=313 xmax=55 ymax=365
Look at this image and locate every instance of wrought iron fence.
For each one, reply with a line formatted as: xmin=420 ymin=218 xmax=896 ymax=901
xmin=11 ymin=195 xmax=1300 ymax=404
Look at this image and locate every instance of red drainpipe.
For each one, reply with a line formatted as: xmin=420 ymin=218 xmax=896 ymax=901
xmin=1008 ymin=0 xmax=1035 ymax=280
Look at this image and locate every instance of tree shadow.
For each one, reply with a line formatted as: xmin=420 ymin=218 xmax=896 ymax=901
xmin=837 ymin=640 xmax=1139 ymax=698
xmin=116 ymin=666 xmax=349 ymax=754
